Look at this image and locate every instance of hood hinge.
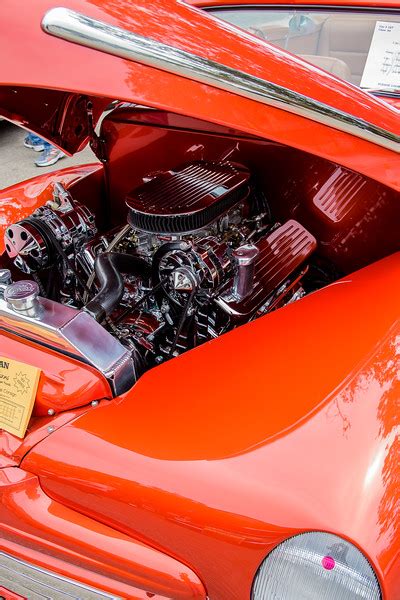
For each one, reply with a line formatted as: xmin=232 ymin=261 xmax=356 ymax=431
xmin=87 ymin=101 xmax=107 ymax=163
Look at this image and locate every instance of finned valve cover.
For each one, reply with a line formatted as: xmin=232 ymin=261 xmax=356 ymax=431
xmin=126 ymin=161 xmax=250 ymax=234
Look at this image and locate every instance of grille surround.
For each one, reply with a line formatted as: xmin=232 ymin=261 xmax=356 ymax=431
xmin=0 ymin=551 xmax=121 ymax=600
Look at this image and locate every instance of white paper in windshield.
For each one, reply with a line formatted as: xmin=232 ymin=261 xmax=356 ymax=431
xmin=360 ymin=21 xmax=400 ymax=92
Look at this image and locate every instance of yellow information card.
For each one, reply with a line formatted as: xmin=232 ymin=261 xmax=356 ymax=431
xmin=0 ymin=356 xmax=41 ymax=438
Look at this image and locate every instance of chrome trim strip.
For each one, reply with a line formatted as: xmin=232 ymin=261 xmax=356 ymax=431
xmin=207 ymin=4 xmax=400 ymax=13
xmin=0 ymin=550 xmax=121 ymax=599
xmin=41 ymin=7 xmax=399 ymax=153
xmin=0 ymin=295 xmax=136 ymax=396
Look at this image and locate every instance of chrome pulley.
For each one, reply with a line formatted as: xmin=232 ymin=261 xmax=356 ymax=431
xmin=4 ymin=184 xmax=97 ymax=275
xmin=154 ymin=237 xmax=233 ymax=308
xmin=4 ymin=221 xmax=51 ymax=273
xmin=157 ymin=247 xmax=200 ymax=307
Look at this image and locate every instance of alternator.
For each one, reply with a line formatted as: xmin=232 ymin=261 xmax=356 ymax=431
xmin=4 ymin=183 xmax=96 ymax=273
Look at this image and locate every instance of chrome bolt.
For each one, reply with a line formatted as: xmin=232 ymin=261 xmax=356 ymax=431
xmin=91 ymin=400 xmax=99 ymax=407
xmin=47 ymin=426 xmax=54 ymax=434
xmin=47 ymin=408 xmax=55 ymax=416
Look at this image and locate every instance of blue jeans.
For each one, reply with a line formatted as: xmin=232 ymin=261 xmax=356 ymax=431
xmin=26 ymin=132 xmax=52 ymax=150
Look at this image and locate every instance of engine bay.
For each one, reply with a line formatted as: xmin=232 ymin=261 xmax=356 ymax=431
xmin=3 ymin=159 xmax=325 ymax=375
xmin=1 ymin=107 xmax=399 ymax=388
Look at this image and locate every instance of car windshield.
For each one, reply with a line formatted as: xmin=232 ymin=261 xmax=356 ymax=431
xmin=207 ymin=8 xmax=400 ymax=96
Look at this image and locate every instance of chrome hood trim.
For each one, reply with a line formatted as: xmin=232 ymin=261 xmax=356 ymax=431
xmin=41 ymin=7 xmax=399 ymax=153
xmin=0 ymin=294 xmax=136 ymax=396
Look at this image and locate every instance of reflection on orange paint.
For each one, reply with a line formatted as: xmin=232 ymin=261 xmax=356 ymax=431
xmin=0 ymin=0 xmax=398 ymax=597
xmin=0 ymin=467 xmax=206 ymax=599
xmin=22 ymin=253 xmax=400 ymax=599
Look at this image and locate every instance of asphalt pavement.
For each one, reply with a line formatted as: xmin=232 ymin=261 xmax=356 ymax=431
xmin=0 ymin=121 xmax=98 ymax=189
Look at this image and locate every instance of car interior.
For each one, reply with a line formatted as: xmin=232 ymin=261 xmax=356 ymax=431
xmin=209 ymin=10 xmax=400 ymax=87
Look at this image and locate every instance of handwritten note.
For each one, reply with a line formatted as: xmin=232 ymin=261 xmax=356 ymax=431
xmin=0 ymin=357 xmax=40 ymax=438
xmin=360 ymin=21 xmax=400 ymax=92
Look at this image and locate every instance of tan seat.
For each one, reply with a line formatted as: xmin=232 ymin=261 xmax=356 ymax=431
xmin=317 ymin=17 xmax=377 ymax=85
xmin=248 ymin=25 xmax=290 ymax=45
xmin=248 ymin=22 xmax=352 ymax=83
xmin=300 ymin=54 xmax=352 ymax=81
xmin=251 ymin=21 xmax=322 ymax=55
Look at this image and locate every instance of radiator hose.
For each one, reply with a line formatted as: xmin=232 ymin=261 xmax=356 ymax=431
xmin=84 ymin=252 xmax=151 ymax=322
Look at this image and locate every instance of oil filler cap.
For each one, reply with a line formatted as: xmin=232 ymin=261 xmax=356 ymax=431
xmin=4 ymin=280 xmax=40 ymax=315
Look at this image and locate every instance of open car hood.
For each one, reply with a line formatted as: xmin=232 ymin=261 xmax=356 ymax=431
xmin=0 ymin=0 xmax=399 ymax=188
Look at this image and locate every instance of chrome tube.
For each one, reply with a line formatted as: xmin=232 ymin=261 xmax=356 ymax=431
xmin=232 ymin=244 xmax=259 ymax=300
xmin=41 ymin=7 xmax=399 ymax=153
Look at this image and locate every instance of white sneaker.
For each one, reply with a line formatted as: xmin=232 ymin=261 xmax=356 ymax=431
xmin=35 ymin=147 xmax=66 ymax=167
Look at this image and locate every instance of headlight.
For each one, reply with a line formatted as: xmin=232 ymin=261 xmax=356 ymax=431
xmin=252 ymin=532 xmax=381 ymax=599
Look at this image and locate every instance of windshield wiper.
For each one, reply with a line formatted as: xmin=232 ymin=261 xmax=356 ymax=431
xmin=362 ymin=88 xmax=400 ymax=98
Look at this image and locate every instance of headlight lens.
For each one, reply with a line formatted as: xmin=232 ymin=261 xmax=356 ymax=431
xmin=252 ymin=532 xmax=381 ymax=599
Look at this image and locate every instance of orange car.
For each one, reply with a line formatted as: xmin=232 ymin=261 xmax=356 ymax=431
xmin=0 ymin=0 xmax=399 ymax=598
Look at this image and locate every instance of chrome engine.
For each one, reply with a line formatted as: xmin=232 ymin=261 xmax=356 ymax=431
xmin=4 ymin=161 xmax=318 ymax=373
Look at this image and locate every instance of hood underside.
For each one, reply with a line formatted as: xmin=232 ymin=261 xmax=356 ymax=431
xmin=0 ymin=87 xmax=108 ymax=156
xmin=0 ymin=0 xmax=398 ymax=189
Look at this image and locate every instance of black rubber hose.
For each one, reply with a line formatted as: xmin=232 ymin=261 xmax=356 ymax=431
xmin=84 ymin=252 xmax=151 ymax=322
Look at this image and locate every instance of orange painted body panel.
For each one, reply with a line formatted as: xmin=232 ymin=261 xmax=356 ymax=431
xmin=0 ymin=467 xmax=206 ymax=599
xmin=0 ymin=405 xmax=93 ymax=468
xmin=0 ymin=0 xmax=399 ymax=190
xmin=385 ymin=97 xmax=400 ymax=110
xmin=0 ymin=0 xmax=399 ymax=596
xmin=0 ymin=332 xmax=111 ymax=416
xmin=23 ymin=253 xmax=400 ymax=599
